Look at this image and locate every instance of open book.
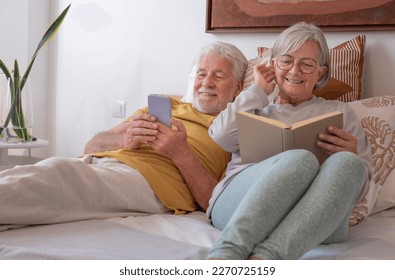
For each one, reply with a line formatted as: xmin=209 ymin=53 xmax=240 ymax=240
xmin=236 ymin=111 xmax=343 ymax=165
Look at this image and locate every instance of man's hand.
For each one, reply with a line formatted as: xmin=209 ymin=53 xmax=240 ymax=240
xmin=147 ymin=118 xmax=189 ymax=160
xmin=122 ymin=113 xmax=160 ymax=150
xmin=317 ymin=126 xmax=358 ymax=155
xmin=84 ymin=113 xmax=160 ymax=154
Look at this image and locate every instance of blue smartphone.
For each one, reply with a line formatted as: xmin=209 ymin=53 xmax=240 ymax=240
xmin=148 ymin=94 xmax=172 ymax=127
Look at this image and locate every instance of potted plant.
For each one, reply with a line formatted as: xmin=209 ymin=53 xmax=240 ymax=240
xmin=0 ymin=4 xmax=71 ymax=142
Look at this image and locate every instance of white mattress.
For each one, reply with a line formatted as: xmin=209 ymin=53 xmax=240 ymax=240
xmin=0 ymin=209 xmax=394 ymax=260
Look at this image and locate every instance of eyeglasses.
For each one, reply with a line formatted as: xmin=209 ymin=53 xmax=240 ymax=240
xmin=276 ymin=55 xmax=319 ymax=74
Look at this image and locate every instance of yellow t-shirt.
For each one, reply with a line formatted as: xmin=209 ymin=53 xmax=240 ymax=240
xmin=91 ymin=99 xmax=230 ymax=214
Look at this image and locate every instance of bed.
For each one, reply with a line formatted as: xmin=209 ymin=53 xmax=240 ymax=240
xmin=0 ymin=96 xmax=395 ymax=260
xmin=0 ymin=207 xmax=394 ymax=260
xmin=1 ymin=35 xmax=395 ymax=260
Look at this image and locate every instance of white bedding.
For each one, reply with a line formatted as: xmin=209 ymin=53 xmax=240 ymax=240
xmin=0 ymin=213 xmax=211 ymax=260
xmin=1 ymin=209 xmax=394 ymax=260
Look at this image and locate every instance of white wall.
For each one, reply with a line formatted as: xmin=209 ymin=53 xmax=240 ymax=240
xmin=3 ymin=0 xmax=395 ymax=158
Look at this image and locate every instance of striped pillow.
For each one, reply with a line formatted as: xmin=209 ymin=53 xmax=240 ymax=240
xmin=256 ymin=34 xmax=366 ymax=102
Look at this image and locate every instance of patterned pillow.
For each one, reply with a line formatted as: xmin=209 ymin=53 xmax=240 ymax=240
xmin=348 ymin=95 xmax=395 ymax=226
xmin=256 ymin=34 xmax=366 ymax=102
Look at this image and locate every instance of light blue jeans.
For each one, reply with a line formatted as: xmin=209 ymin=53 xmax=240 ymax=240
xmin=207 ymin=149 xmax=366 ymax=259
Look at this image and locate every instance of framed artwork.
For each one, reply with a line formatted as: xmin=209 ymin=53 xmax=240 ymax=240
xmin=206 ymin=0 xmax=395 ymax=32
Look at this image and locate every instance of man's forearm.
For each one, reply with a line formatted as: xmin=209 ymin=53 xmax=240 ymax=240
xmin=84 ymin=132 xmax=123 ymax=154
xmin=172 ymin=147 xmax=218 ymax=211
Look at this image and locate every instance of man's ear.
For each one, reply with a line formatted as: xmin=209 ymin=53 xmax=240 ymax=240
xmin=235 ymin=80 xmax=244 ymax=98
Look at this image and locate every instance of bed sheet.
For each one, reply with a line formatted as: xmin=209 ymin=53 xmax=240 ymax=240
xmin=0 ymin=210 xmax=394 ymax=260
xmin=0 ymin=213 xmax=212 ymax=260
xmin=301 ymin=208 xmax=395 ymax=259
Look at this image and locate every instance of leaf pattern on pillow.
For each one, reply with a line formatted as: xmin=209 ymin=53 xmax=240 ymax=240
xmin=362 ymin=95 xmax=395 ymax=108
xmin=360 ymin=96 xmax=395 ymax=185
xmin=349 ymin=96 xmax=395 ymax=226
xmin=349 ymin=200 xmax=369 ymax=226
xmin=361 ymin=116 xmax=395 ymax=185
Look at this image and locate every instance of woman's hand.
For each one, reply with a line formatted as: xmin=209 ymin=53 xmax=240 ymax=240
xmin=317 ymin=126 xmax=358 ymax=155
xmin=253 ymin=62 xmax=276 ymax=95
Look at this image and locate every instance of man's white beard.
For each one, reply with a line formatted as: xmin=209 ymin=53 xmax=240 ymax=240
xmin=192 ymin=97 xmax=219 ymax=115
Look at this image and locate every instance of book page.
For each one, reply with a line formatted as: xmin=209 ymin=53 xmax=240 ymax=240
xmin=291 ymin=111 xmax=343 ymax=164
xmin=237 ymin=112 xmax=289 ymax=129
xmin=291 ymin=111 xmax=343 ymax=129
xmin=236 ymin=112 xmax=285 ymax=163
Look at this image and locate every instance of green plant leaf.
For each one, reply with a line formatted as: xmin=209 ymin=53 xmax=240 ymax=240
xmin=0 ymin=59 xmax=12 ymax=80
xmin=0 ymin=60 xmax=12 ymax=137
xmin=0 ymin=60 xmax=27 ymax=140
xmin=21 ymin=4 xmax=71 ymax=87
xmin=13 ymin=60 xmax=20 ymax=95
xmin=10 ymin=61 xmax=29 ymax=140
xmin=0 ymin=4 xmax=71 ymax=141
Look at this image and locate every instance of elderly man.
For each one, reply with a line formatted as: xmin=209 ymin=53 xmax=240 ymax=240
xmin=0 ymin=41 xmax=247 ymax=227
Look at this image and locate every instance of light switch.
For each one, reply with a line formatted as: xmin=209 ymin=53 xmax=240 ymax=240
xmin=112 ymin=101 xmax=126 ymax=118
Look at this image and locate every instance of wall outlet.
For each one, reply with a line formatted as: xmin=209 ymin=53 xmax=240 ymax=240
xmin=112 ymin=101 xmax=126 ymax=118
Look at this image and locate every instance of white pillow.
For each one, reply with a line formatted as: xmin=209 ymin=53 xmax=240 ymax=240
xmin=182 ymin=63 xmax=197 ymax=103
xmin=348 ymin=95 xmax=395 ymax=225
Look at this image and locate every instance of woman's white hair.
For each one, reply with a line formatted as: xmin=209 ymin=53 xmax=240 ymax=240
xmin=271 ymin=22 xmax=331 ymax=90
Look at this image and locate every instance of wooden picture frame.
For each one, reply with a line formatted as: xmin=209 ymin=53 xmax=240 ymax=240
xmin=206 ymin=0 xmax=395 ymax=33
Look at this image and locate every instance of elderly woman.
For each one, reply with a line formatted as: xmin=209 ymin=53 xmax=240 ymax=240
xmin=207 ymin=22 xmax=372 ymax=260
